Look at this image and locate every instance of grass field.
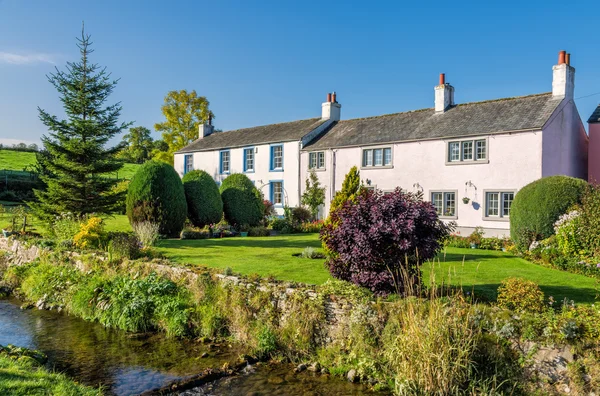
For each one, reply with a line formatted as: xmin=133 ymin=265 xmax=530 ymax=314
xmin=0 ymin=149 xmax=140 ymax=179
xmin=157 ymin=234 xmax=599 ymax=305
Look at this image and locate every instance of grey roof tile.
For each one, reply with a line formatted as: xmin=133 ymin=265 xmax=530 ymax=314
xmin=589 ymin=104 xmax=600 ymax=124
xmin=303 ymin=93 xmax=563 ymax=150
xmin=176 ymin=118 xmax=326 ymax=153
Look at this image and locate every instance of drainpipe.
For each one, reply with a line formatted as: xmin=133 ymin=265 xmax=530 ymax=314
xmin=298 ymin=141 xmax=302 ymax=207
xmin=331 ymin=149 xmax=337 ymax=204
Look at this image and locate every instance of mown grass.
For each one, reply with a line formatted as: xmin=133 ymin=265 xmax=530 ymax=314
xmin=0 ymin=354 xmax=102 ymax=396
xmin=0 ymin=149 xmax=140 ymax=179
xmin=158 ymin=234 xmax=599 ymax=304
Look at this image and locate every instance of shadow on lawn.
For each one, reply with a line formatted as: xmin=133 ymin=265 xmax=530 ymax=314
xmin=435 ymin=252 xmax=517 ymax=263
xmin=158 ymin=235 xmax=323 ymax=250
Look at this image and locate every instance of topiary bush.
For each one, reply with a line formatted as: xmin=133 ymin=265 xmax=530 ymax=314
xmin=182 ymin=170 xmax=223 ymax=228
xmin=126 ymin=160 xmax=187 ymax=237
xmin=321 ymin=188 xmax=452 ymax=296
xmin=510 ymin=176 xmax=587 ymax=251
xmin=220 ymin=173 xmax=263 ymax=227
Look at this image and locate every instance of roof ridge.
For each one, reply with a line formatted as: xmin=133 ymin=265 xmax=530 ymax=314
xmin=218 ymin=117 xmax=321 ymax=134
xmin=337 ymin=92 xmax=553 ymax=124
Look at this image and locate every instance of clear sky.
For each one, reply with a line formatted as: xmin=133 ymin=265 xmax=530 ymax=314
xmin=0 ymin=0 xmax=598 ymax=146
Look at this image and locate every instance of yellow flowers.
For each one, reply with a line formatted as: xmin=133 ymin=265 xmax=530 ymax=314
xmin=73 ymin=217 xmax=104 ymax=249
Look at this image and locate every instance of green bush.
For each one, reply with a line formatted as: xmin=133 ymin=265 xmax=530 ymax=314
xmin=248 ymin=226 xmax=270 ymax=237
xmin=126 ymin=160 xmax=187 ymax=237
xmin=219 ymin=173 xmax=263 ymax=227
xmin=182 ymin=170 xmax=223 ymax=228
xmin=497 ymin=278 xmax=545 ymax=313
xmin=510 ymin=176 xmax=587 ymax=251
xmin=180 ymin=229 xmax=211 ymax=239
xmin=573 ymin=185 xmax=600 ymax=259
xmin=291 ymin=206 xmax=312 ymax=224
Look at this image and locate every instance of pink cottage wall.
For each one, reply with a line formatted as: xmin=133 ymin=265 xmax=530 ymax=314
xmin=541 ymin=100 xmax=588 ymax=179
xmin=589 ymin=122 xmax=600 ymax=183
xmin=301 ymin=131 xmax=544 ymax=237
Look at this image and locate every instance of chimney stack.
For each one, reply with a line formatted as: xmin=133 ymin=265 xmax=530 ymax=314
xmin=435 ymin=73 xmax=455 ymax=113
xmin=552 ymin=50 xmax=575 ymax=99
xmin=322 ymin=92 xmax=341 ymax=121
xmin=198 ymin=117 xmax=215 ymax=139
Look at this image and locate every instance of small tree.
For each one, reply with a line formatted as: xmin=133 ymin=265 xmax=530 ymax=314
xmin=301 ymin=169 xmax=326 ymax=219
xmin=328 ymin=166 xmax=361 ymax=217
xmin=321 ymin=188 xmax=451 ymax=296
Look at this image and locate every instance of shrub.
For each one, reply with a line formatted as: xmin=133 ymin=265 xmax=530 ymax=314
xmin=52 ymin=212 xmax=81 ymax=242
xmin=299 ymin=220 xmax=324 ymax=233
xmin=132 ymin=221 xmax=160 ymax=248
xmin=510 ymin=176 xmax=587 ymax=251
xmin=291 ymin=206 xmax=312 ymax=224
xmin=73 ymin=217 xmax=104 ymax=249
xmin=180 ymin=229 xmax=210 ymax=239
xmin=572 ymin=185 xmax=600 ymax=260
xmin=262 ymin=200 xmax=275 ymax=225
xmin=497 ymin=278 xmax=545 ymax=313
xmin=182 ymin=170 xmax=223 ymax=228
xmin=248 ymin=226 xmax=270 ymax=237
xmin=554 ymin=210 xmax=585 ymax=259
xmin=270 ymin=218 xmax=297 ymax=234
xmin=321 ymin=188 xmax=452 ymax=296
xmin=107 ymin=232 xmax=141 ymax=260
xmin=126 ymin=160 xmax=187 ymax=237
xmin=466 ymin=227 xmax=484 ymax=246
xmin=219 ymin=173 xmax=263 ymax=227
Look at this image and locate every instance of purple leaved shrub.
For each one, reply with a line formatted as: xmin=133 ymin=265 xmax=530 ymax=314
xmin=321 ymin=188 xmax=452 ymax=296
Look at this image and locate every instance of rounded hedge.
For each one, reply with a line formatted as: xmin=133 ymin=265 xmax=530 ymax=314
xmin=220 ymin=173 xmax=263 ymax=227
xmin=182 ymin=170 xmax=223 ymax=228
xmin=126 ymin=160 xmax=187 ymax=237
xmin=510 ymin=175 xmax=587 ymax=250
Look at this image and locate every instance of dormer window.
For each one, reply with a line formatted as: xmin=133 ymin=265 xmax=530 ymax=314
xmin=447 ymin=138 xmax=487 ymax=164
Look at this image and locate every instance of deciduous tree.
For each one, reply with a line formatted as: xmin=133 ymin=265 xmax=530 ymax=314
xmin=154 ymin=90 xmax=214 ymax=164
xmin=118 ymin=126 xmax=154 ymax=163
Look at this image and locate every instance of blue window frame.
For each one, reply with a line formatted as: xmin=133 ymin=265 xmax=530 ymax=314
xmin=219 ymin=150 xmax=230 ymax=174
xmin=184 ymin=154 xmax=193 ymax=175
xmin=243 ymin=147 xmax=255 ymax=172
xmin=270 ymin=144 xmax=283 ymax=171
xmin=269 ymin=180 xmax=284 ymax=206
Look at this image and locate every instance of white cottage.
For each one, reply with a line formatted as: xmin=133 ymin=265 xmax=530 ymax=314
xmin=175 ymin=51 xmax=588 ymax=236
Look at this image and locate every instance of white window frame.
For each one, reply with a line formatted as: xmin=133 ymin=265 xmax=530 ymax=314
xmin=362 ymin=146 xmax=393 ymax=169
xmin=483 ymin=190 xmax=515 ymax=221
xmin=446 ymin=138 xmax=488 ymax=165
xmin=430 ymin=190 xmax=458 ymax=219
xmin=308 ymin=151 xmax=325 ymax=170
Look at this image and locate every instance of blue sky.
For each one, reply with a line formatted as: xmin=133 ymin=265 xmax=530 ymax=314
xmin=0 ymin=0 xmax=598 ymax=146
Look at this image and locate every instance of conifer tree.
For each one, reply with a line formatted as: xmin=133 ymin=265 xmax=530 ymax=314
xmin=30 ymin=27 xmax=131 ymax=221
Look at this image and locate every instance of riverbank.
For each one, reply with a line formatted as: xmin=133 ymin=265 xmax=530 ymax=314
xmin=2 ymin=237 xmax=600 ymax=394
xmin=0 ymin=344 xmax=102 ymax=396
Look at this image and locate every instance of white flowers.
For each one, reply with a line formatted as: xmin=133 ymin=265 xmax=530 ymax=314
xmin=553 ymin=210 xmax=580 ymax=233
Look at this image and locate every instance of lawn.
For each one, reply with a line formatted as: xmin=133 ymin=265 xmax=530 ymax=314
xmin=0 ymin=149 xmax=140 ymax=179
xmin=158 ymin=234 xmax=599 ymax=305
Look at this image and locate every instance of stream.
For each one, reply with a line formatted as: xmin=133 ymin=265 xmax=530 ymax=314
xmin=0 ymin=298 xmax=376 ymax=395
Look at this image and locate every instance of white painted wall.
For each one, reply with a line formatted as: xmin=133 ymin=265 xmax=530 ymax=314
xmin=301 ymin=131 xmax=544 ymax=237
xmin=175 ymin=140 xmax=302 ymax=216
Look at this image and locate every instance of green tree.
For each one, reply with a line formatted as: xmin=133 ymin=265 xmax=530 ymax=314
xmin=118 ymin=126 xmax=154 ymax=163
xmin=153 ymin=90 xmax=214 ymax=164
xmin=30 ymin=28 xmax=131 ymax=221
xmin=329 ymin=166 xmax=361 ymax=216
xmin=301 ymin=169 xmax=326 ymax=219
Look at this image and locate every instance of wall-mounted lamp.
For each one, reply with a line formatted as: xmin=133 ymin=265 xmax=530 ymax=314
xmin=366 ymin=179 xmax=372 ymax=186
xmin=413 ymin=182 xmax=423 ymax=192
xmin=465 ymin=180 xmax=477 ymax=190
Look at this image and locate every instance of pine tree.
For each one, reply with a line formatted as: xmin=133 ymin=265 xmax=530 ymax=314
xmin=30 ymin=27 xmax=131 ymax=221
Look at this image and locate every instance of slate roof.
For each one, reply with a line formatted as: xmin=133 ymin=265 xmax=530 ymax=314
xmin=589 ymin=104 xmax=600 ymax=124
xmin=303 ymin=93 xmax=563 ymax=150
xmin=176 ymin=118 xmax=326 ymax=153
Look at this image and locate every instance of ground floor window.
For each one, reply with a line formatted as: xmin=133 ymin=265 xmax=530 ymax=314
xmin=485 ymin=191 xmax=514 ymax=218
xmin=270 ymin=181 xmax=284 ymax=205
xmin=431 ymin=191 xmax=456 ymax=217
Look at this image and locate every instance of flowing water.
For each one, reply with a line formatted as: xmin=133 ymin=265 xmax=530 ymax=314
xmin=0 ymin=298 xmax=378 ymax=395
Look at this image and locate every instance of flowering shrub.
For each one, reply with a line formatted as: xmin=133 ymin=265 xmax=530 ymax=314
xmin=73 ymin=217 xmax=104 ymax=249
xmin=299 ymin=220 xmax=324 ymax=233
xmin=554 ymin=210 xmax=586 ymax=259
xmin=321 ymin=188 xmax=451 ymax=296
xmin=497 ymin=277 xmax=545 ymax=313
xmin=52 ymin=212 xmax=81 ymax=242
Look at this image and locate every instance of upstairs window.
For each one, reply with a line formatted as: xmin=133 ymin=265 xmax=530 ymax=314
xmin=485 ymin=191 xmax=514 ymax=218
xmin=447 ymin=139 xmax=487 ymax=163
xmin=270 ymin=145 xmax=283 ymax=171
xmin=243 ymin=148 xmax=254 ymax=172
xmin=362 ymin=147 xmax=392 ymax=168
xmin=220 ymin=150 xmax=230 ymax=174
xmin=431 ymin=191 xmax=456 ymax=217
xmin=309 ymin=152 xmax=325 ymax=170
xmin=184 ymin=154 xmax=193 ymax=175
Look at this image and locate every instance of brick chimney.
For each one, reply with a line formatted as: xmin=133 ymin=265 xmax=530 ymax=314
xmin=198 ymin=114 xmax=214 ymax=139
xmin=552 ymin=50 xmax=575 ymax=99
xmin=435 ymin=73 xmax=454 ymax=112
xmin=321 ymin=92 xmax=341 ymax=121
